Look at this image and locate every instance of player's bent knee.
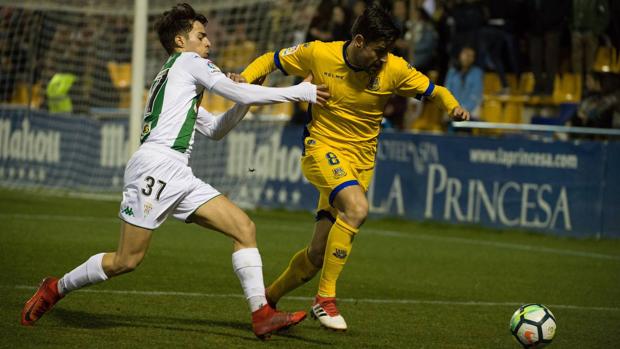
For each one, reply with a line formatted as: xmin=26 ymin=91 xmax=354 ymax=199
xmin=110 ymin=255 xmax=144 ymax=275
xmin=236 ymin=219 xmax=256 ymax=245
xmin=344 ymin=201 xmax=369 ymax=227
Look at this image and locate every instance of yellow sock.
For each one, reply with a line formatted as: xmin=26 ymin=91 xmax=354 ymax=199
xmin=266 ymin=247 xmax=320 ymax=305
xmin=318 ymin=218 xmax=358 ymax=297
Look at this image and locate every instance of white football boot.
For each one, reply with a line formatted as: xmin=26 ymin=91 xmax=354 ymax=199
xmin=310 ymin=295 xmax=347 ymax=331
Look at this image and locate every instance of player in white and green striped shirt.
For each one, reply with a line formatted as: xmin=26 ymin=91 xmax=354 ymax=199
xmin=21 ymin=3 xmax=329 ymax=340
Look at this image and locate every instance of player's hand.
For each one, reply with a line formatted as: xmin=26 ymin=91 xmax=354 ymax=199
xmin=450 ymin=106 xmax=470 ymax=121
xmin=304 ymin=73 xmax=330 ymax=107
xmin=226 ymin=72 xmax=247 ymax=83
xmin=252 ymin=75 xmax=266 ymax=85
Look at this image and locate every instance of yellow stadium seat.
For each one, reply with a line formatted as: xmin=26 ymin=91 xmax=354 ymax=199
xmin=504 ymin=101 xmax=523 ymax=123
xmin=506 ymin=74 xmax=519 ymax=92
xmin=410 ymin=102 xmax=443 ymax=132
xmin=271 ymin=102 xmax=293 ymax=118
xmin=11 ymin=82 xmax=42 ymax=108
xmin=107 ymin=62 xmax=131 ymax=88
xmin=518 ymin=72 xmax=535 ymax=95
xmin=481 ymin=99 xmax=502 ymax=122
xmin=592 ymin=46 xmax=617 ymax=73
xmin=10 ymin=82 xmax=29 ymax=106
xmin=561 ymin=73 xmax=581 ymax=103
xmin=551 ymin=74 xmax=582 ymax=104
xmin=203 ymin=93 xmax=233 ymax=114
xmin=107 ymin=61 xmax=132 ymax=108
xmin=483 ymin=73 xmax=501 ymax=94
xmin=551 ymin=74 xmax=563 ymax=104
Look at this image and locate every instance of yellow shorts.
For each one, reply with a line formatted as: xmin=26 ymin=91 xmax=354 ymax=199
xmin=301 ymin=136 xmax=374 ymax=222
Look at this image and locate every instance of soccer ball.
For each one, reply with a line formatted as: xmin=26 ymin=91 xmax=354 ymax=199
xmin=509 ymin=304 xmax=556 ymax=348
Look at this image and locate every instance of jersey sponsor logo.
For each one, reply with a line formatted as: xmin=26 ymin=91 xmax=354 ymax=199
xmin=332 ymin=167 xmax=347 ymax=179
xmin=281 ymin=45 xmax=300 ymax=56
xmin=333 ymin=248 xmax=347 ymax=259
xmin=323 ymin=71 xmax=345 ymax=80
xmin=121 ymin=206 xmax=134 ymax=217
xmin=206 ymin=61 xmax=221 ymax=73
xmin=367 ymin=76 xmax=380 ymax=91
xmin=144 ymin=202 xmax=153 ymax=217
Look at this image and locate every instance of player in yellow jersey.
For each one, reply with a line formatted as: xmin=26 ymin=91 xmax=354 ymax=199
xmin=240 ymin=4 xmax=470 ymax=331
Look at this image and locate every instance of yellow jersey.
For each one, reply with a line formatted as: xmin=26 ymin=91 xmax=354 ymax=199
xmin=242 ymin=40 xmax=459 ymax=169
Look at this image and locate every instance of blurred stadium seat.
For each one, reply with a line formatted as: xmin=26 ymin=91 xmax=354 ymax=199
xmin=202 ymin=93 xmax=234 ymax=114
xmin=107 ymin=62 xmax=132 ymax=108
xmin=410 ymin=102 xmax=443 ymax=132
xmin=10 ymin=82 xmax=42 ymax=108
xmin=481 ymin=99 xmax=502 ymax=123
xmin=593 ymin=46 xmax=617 ymax=73
xmin=552 ymin=73 xmax=581 ymax=104
xmin=504 ymin=101 xmax=523 ymax=123
xmin=518 ymin=72 xmax=536 ymax=95
xmin=483 ymin=73 xmax=502 ymax=95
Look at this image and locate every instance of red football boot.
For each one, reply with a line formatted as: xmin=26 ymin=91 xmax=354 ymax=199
xmin=251 ymin=303 xmax=306 ymax=340
xmin=21 ymin=277 xmax=64 ymax=326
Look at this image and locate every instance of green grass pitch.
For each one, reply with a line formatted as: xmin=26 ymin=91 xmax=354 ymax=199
xmin=1 ymin=189 xmax=619 ymax=348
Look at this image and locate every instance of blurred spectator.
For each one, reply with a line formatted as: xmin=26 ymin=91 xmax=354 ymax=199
xmin=608 ymin=0 xmax=620 ymax=50
xmin=351 ymin=0 xmax=367 ymax=19
xmin=525 ymin=0 xmax=569 ymax=96
xmin=330 ymin=5 xmax=350 ymax=41
xmin=0 ymin=30 xmax=16 ymax=102
xmin=479 ymin=0 xmax=521 ymax=94
xmin=448 ymin=0 xmax=486 ymax=57
xmin=307 ymin=0 xmax=335 ymax=42
xmin=391 ymin=0 xmax=409 ymax=59
xmin=431 ymin=0 xmax=454 ymax=85
xmin=0 ymin=8 xmax=29 ymax=103
xmin=221 ymin=23 xmax=257 ymax=72
xmin=570 ymin=0 xmax=610 ymax=76
xmin=290 ymin=4 xmax=317 ymax=45
xmin=406 ymin=7 xmax=438 ymax=73
xmin=445 ymin=46 xmax=483 ymax=117
xmin=571 ymin=73 xmax=620 ymax=128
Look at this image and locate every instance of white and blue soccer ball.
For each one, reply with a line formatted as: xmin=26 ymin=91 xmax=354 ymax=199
xmin=510 ymin=304 xmax=556 ymax=348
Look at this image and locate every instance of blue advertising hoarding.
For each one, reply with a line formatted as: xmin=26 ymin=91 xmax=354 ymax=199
xmin=1 ymin=109 xmax=618 ymax=237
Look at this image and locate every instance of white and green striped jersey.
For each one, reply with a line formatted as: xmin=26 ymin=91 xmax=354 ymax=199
xmin=140 ymin=52 xmax=317 ymax=160
xmin=140 ymin=52 xmax=224 ymax=157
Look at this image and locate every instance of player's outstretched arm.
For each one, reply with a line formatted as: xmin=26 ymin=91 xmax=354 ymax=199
xmin=195 ymin=73 xmax=257 ymax=141
xmin=429 ymin=85 xmax=470 ymax=121
xmin=211 ymin=76 xmax=325 ymax=106
xmin=195 ymin=104 xmax=249 ymax=140
xmin=197 ymin=73 xmax=329 ymax=140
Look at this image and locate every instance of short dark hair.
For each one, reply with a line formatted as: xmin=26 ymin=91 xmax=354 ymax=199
xmin=350 ymin=4 xmax=400 ymax=44
xmin=154 ymin=3 xmax=207 ymax=54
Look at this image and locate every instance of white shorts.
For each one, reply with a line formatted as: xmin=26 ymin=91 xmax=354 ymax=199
xmin=118 ymin=143 xmax=220 ymax=230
